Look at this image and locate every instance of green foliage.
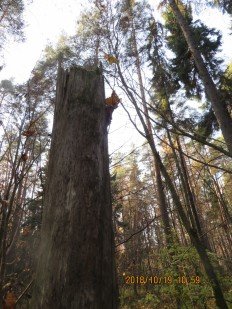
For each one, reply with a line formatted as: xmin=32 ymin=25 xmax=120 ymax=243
xmin=1 ymin=1 xmax=231 ymax=306
xmin=208 ymin=0 xmax=232 ymax=15
xmin=220 ymin=62 xmax=232 ymax=110
xmin=147 ymin=19 xmax=178 ymax=103
xmin=0 ymin=0 xmax=25 ymax=51
xmin=22 ymin=198 xmax=43 ymax=230
xmin=120 ymin=0 xmax=152 ymax=64
xmin=119 ymin=242 xmax=231 ymax=308
xmin=196 ymin=108 xmax=219 ymax=139
xmin=0 ymin=79 xmax=15 ymax=93
xmin=163 ymin=2 xmax=223 ymax=99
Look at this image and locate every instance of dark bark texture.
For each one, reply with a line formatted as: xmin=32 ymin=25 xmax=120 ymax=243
xmin=30 ymin=67 xmax=118 ymax=309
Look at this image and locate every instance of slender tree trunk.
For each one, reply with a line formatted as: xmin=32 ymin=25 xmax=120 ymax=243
xmin=129 ymin=8 xmax=173 ymax=245
xmin=210 ymin=170 xmax=232 ymax=225
xmin=167 ymin=129 xmax=212 ymax=250
xmin=128 ymin=8 xmax=182 ymax=305
xmin=30 ymin=66 xmax=118 ymax=309
xmin=117 ymin=64 xmax=229 ymax=308
xmin=150 ymin=142 xmax=229 ymax=309
xmin=168 ymin=0 xmax=232 ymax=155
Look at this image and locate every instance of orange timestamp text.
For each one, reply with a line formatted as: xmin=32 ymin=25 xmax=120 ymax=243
xmin=123 ymin=275 xmax=201 ymax=285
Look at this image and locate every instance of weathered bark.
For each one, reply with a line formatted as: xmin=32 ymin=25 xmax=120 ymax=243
xmin=30 ymin=67 xmax=118 ymax=308
xmin=168 ymin=0 xmax=232 ymax=156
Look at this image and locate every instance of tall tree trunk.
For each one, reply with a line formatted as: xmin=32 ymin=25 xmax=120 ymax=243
xmin=166 ymin=128 xmax=212 ymax=250
xmin=129 ymin=6 xmax=173 ymax=245
xmin=117 ymin=64 xmax=229 ymax=309
xmin=168 ymin=0 xmax=232 ymax=156
xmin=30 ymin=66 xmax=118 ymax=308
xmin=150 ymin=141 xmax=229 ymax=309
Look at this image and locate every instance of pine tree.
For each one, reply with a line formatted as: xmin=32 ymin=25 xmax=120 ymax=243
xmin=167 ymin=0 xmax=232 ymax=157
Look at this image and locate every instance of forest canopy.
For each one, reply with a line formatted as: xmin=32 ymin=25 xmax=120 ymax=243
xmin=0 ymin=0 xmax=232 ymax=308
